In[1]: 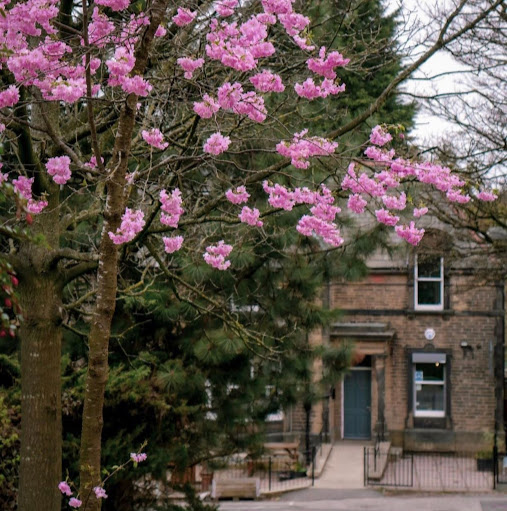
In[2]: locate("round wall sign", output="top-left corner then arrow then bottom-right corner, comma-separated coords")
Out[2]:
424,328 -> 436,341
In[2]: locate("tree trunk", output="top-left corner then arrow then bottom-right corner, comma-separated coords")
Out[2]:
18,211 -> 63,511
78,3 -> 168,509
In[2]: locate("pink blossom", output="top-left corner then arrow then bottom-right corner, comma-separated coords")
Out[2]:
46,156 -> 72,185
250,71 -> 285,93
292,34 -> 315,51
108,208 -> 145,244
395,222 -> 425,245
95,0 -> 129,11
0,124 -> 5,133
369,125 -> 392,147
160,189 -> 184,227
58,481 -> 72,496
27,199 -> 48,214
239,206 -> 263,227
0,171 -> 8,184
142,129 -> 168,150
215,0 -> 238,16
85,155 -> 104,170
163,236 -> 184,254
204,132 -> 231,155
203,240 -> 233,270
347,194 -> 367,214
119,75 -> 152,96
278,12 -> 310,37
307,46 -> 349,80
446,190 -> 470,203
0,86 -> 20,109
477,190 -> 498,201
261,0 -> 294,15
88,8 -> 115,47
69,498 -> 82,508
13,176 -> 34,200
413,207 -> 428,217
193,94 -> 221,119
172,8 -> 197,26
276,130 -> 338,168
226,186 -> 250,204
233,91 -> 266,122
93,487 -> 108,499
297,216 -> 343,247
177,57 -> 205,79
130,452 -> 147,463
217,82 -> 243,110
382,192 -> 406,210
155,25 -> 167,37
375,209 -> 399,226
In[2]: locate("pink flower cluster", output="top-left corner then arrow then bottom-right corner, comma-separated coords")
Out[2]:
205,15 -> 275,72
93,486 -> 108,499
370,125 -> 393,146
46,156 -> 72,185
194,94 -> 221,119
160,188 -> 184,227
177,57 -> 205,79
250,70 -> 285,93
215,0 -> 239,17
163,236 -> 184,254
142,128 -> 168,150
108,208 -> 145,244
0,86 -> 20,109
58,481 -> 81,508
395,222 -> 425,246
215,82 -> 267,122
276,129 -> 338,169
106,47 -> 152,97
12,175 -> 48,214
204,132 -> 231,155
294,78 -> 345,100
307,46 -> 350,79
203,240 -> 233,270
95,0 -> 129,11
263,182 -> 343,246
130,452 -> 147,463
226,186 -> 250,204
172,8 -> 197,27
239,206 -> 263,227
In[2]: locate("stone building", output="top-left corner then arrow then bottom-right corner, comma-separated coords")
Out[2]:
281,227 -> 505,453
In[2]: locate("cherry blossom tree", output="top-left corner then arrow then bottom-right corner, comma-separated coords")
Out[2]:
0,0 -> 501,510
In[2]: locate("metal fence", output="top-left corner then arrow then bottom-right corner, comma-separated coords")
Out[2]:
364,447 -> 494,490
494,450 -> 507,485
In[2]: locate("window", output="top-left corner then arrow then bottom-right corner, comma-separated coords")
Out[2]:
414,256 -> 444,310
412,353 -> 446,418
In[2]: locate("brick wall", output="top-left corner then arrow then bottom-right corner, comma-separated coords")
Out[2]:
327,269 -> 503,452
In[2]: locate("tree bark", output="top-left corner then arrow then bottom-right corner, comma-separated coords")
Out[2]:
18,207 -> 63,511
78,2 -> 169,509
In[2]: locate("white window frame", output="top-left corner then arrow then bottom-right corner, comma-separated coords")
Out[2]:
413,355 -> 446,418
414,255 -> 444,311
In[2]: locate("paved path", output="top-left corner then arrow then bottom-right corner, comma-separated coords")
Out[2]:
219,493 -> 507,511
313,442 -> 366,489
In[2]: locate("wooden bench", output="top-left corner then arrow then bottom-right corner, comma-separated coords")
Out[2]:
263,441 -> 300,462
211,478 -> 260,500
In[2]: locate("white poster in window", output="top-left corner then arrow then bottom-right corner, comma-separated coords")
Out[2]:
416,384 -> 422,391
415,371 -> 423,382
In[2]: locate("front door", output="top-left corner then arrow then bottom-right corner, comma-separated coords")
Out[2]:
344,369 -> 371,439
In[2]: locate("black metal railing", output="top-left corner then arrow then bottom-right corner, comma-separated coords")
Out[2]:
364,447 -> 495,490
494,449 -> 507,486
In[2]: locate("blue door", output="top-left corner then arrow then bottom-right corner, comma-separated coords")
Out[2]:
344,370 -> 371,439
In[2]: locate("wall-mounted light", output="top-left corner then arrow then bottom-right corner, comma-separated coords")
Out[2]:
460,341 -> 474,358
